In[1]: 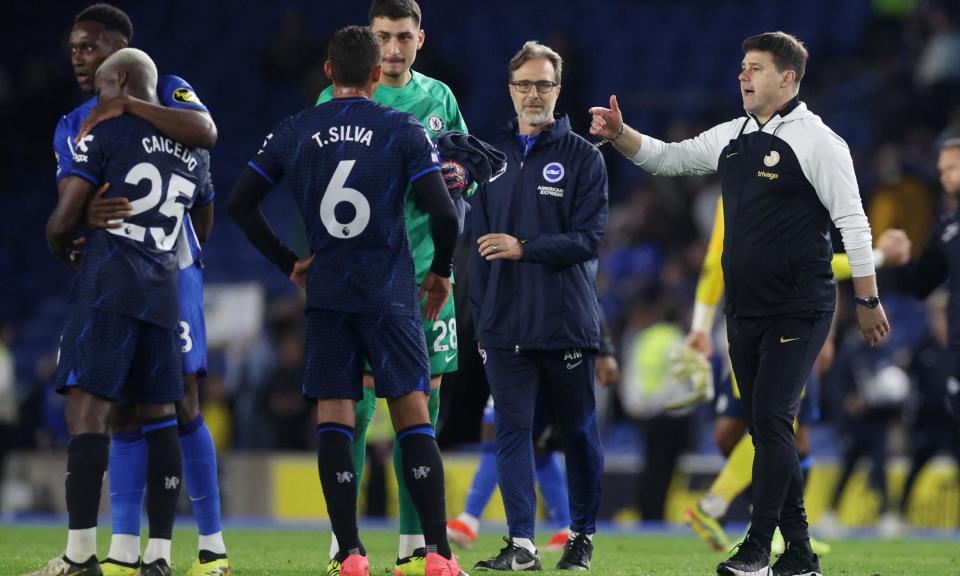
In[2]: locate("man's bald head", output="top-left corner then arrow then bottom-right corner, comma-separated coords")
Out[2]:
94,47 -> 158,103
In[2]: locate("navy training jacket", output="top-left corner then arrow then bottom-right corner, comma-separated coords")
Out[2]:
470,115 -> 608,351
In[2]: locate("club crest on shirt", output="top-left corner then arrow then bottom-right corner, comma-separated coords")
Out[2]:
543,162 -> 564,183
172,87 -> 201,105
763,150 -> 780,167
427,114 -> 444,132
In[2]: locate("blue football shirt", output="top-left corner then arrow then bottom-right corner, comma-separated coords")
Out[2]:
67,115 -> 213,329
53,75 -> 213,270
249,97 -> 441,316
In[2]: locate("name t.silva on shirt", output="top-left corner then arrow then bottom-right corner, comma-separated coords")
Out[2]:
312,125 -> 374,148
141,134 -> 198,171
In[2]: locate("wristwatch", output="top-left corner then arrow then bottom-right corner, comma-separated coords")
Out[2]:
853,295 -> 880,309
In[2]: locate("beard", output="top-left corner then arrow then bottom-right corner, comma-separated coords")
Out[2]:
518,108 -> 552,126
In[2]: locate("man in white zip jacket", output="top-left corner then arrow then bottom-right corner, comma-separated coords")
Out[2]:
590,31 -> 889,576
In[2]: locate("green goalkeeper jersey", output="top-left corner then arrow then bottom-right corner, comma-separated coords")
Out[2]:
316,70 -> 468,284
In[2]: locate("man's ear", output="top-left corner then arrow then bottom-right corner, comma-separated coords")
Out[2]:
117,71 -> 128,90
324,60 -> 333,81
782,69 -> 796,89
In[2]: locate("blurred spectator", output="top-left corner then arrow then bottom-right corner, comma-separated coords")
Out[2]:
868,144 -> 934,256
914,2 -> 960,127
618,298 -> 694,522
261,8 -> 325,99
263,329 -> 310,450
820,336 -> 910,537
914,3 -> 960,89
896,291 -> 960,527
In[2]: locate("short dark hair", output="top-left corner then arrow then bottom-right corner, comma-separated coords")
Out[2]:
369,0 -> 421,27
75,3 -> 133,41
327,26 -> 381,88
742,31 -> 808,83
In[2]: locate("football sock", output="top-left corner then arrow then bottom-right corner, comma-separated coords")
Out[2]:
396,387 -> 440,538
398,424 -> 451,559
512,537 -> 536,554
143,416 -> 182,549
179,415 -> 226,554
107,431 -> 146,562
66,433 -> 109,563
318,423 -> 361,555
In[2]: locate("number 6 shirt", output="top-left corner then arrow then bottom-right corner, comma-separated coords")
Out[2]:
247,98 -> 440,317
68,115 -> 211,330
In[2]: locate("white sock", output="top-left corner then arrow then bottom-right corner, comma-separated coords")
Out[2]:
569,531 -> 593,541
66,527 -> 97,564
399,534 -> 426,558
511,537 -> 537,554
700,492 -> 730,519
107,533 -> 140,564
143,538 -> 172,565
329,533 -> 339,560
457,513 -> 480,534
199,532 -> 227,555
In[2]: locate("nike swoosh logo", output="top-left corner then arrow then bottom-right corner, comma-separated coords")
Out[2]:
726,152 -> 739,158
190,495 -> 208,502
511,557 -> 537,570
444,352 -> 457,362
779,336 -> 800,343
489,167 -> 507,182
566,360 -> 584,370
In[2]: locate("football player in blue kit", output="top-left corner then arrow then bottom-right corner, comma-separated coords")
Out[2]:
227,26 -> 464,576
29,48 -> 211,576
52,5 -> 229,575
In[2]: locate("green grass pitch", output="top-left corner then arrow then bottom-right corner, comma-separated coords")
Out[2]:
2,525 -> 958,575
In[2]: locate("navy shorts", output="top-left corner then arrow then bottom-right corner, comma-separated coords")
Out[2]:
56,306 -> 183,404
178,264 -> 207,377
715,373 -> 820,425
303,309 -> 430,401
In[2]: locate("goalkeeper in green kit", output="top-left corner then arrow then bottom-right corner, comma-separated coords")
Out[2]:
316,2 -> 470,575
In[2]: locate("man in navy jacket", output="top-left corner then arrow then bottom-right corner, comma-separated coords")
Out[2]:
470,41 -> 608,572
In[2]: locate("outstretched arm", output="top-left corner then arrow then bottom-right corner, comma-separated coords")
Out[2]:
77,95 -> 217,149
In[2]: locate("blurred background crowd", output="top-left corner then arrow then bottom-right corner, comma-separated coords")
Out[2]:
2,0 -> 959,530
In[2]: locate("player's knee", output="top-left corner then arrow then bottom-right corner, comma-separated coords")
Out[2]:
713,418 -> 746,456
136,402 -> 177,422
715,431 -> 739,457
387,392 -> 430,430
317,398 -> 358,427
65,390 -> 111,435
109,403 -> 141,433
176,373 -> 202,425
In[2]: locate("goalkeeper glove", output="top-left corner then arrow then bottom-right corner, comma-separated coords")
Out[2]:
664,343 -> 715,410
441,160 -> 471,198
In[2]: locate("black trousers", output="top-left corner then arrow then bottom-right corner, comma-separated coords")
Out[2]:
727,311 -> 832,545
